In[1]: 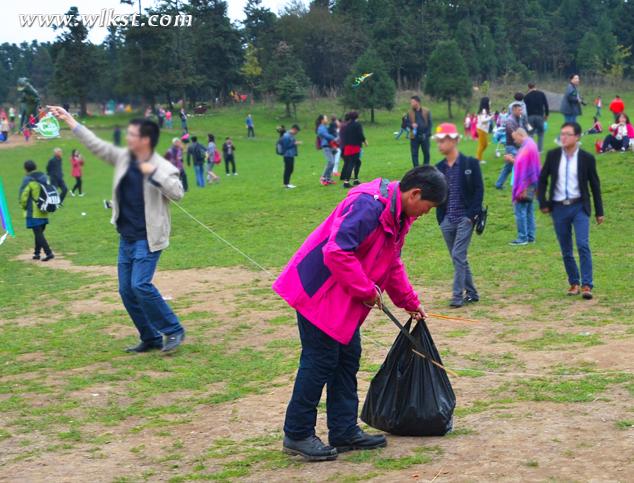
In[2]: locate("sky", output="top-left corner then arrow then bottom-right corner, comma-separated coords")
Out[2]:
0,0 -> 293,45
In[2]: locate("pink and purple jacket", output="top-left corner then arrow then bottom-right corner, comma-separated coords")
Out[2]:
273,178 -> 421,345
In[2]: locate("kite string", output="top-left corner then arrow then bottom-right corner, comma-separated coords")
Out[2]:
171,200 -> 276,279
172,200 -> 634,380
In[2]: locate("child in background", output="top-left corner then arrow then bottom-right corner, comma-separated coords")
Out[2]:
585,117 -> 603,135
23,126 -> 31,142
165,110 -> 173,129
463,114 -> 471,139
113,125 -> 122,146
70,149 -> 85,197
19,160 -> 54,261
222,137 -> 237,176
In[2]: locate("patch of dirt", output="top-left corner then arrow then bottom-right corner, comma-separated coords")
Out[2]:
3,252 -> 634,482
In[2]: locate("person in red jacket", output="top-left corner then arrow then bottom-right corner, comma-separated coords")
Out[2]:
608,95 -> 625,120
70,149 -> 85,197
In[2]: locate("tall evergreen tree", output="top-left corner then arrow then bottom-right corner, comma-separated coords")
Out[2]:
424,40 -> 471,118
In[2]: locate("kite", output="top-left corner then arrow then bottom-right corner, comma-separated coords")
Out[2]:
0,178 -> 15,245
34,113 -> 61,138
352,72 -> 374,88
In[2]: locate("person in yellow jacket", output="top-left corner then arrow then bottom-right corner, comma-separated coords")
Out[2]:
19,160 -> 54,261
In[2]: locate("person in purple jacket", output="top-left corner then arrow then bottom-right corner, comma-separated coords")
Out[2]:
273,166 -> 448,462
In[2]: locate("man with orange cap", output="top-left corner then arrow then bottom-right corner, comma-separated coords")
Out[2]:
433,123 -> 485,308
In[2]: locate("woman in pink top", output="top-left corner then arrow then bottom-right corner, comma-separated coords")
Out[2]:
70,149 -> 85,197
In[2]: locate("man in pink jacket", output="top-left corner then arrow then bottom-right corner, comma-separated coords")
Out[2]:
273,166 -> 448,461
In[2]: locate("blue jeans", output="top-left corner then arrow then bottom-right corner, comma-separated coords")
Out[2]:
395,127 -> 410,139
284,312 -> 361,442
551,202 -> 593,288
514,200 -> 536,242
495,146 -> 516,189
118,238 -> 183,343
564,114 -> 577,123
194,164 -> 205,187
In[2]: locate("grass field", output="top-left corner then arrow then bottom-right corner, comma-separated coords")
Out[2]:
1,89 -> 633,481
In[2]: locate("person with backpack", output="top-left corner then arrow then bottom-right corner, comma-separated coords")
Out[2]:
48,105 -> 186,353
316,115 -> 337,186
206,134 -> 221,184
19,160 -> 55,261
222,137 -> 237,176
69,149 -> 85,197
273,166 -> 447,461
187,136 -> 207,188
277,124 -> 301,189
47,147 -> 68,205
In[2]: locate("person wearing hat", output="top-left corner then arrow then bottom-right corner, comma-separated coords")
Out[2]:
434,123 -> 484,308
279,124 -> 301,189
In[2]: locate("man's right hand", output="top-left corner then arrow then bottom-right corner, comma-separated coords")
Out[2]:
363,288 -> 383,309
47,105 -> 78,130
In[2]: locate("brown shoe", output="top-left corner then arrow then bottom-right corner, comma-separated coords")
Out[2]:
581,285 -> 593,300
567,284 -> 580,296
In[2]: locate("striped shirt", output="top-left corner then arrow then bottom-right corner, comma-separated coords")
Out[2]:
446,162 -> 466,223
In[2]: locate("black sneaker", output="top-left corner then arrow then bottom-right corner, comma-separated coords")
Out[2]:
343,182 -> 352,189
283,435 -> 338,461
449,301 -> 464,308
41,253 -> 55,262
162,330 -> 185,353
464,295 -> 479,304
32,254 -> 41,260
125,340 -> 163,353
353,179 -> 361,186
330,428 -> 387,453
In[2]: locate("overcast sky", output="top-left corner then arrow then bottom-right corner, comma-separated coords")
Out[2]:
0,0 -> 294,45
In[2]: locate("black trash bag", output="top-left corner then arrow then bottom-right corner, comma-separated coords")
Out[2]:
361,318 -> 456,436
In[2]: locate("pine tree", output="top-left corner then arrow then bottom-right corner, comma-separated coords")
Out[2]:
342,48 -> 395,123
263,41 -> 308,117
424,40 -> 471,119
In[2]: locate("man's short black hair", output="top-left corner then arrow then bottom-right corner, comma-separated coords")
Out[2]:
528,82 -> 536,89
24,160 -> 36,172
400,165 -> 448,205
191,136 -> 198,143
411,95 -> 421,103
569,73 -> 578,80
129,118 -> 160,149
291,124 -> 301,131
561,121 -> 582,136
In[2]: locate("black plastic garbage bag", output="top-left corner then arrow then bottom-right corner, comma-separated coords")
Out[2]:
361,318 -> 456,436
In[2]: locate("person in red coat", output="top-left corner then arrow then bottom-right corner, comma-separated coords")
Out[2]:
608,95 -> 625,120
70,149 -> 85,197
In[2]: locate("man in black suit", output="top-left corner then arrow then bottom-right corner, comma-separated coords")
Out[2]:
538,122 -> 604,300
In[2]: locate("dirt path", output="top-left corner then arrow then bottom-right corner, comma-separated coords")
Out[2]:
1,254 -> 633,482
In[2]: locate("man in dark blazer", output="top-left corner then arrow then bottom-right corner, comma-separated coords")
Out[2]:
434,123 -> 484,308
538,121 -> 604,300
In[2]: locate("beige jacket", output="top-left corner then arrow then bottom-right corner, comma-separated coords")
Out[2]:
73,124 -> 184,252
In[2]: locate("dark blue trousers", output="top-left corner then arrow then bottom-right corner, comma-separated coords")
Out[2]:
551,202 -> 593,288
284,312 -> 361,442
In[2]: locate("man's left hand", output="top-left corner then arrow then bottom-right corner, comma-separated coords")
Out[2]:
596,215 -> 605,225
139,162 -> 156,176
409,304 -> 427,320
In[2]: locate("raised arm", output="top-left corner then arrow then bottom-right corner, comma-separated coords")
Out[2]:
47,106 -> 124,166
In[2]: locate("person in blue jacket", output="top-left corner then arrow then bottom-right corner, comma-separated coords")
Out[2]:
316,115 -> 337,186
279,124 -> 301,189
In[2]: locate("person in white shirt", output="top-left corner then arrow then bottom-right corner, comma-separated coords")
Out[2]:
475,97 -> 493,163
538,121 -> 604,300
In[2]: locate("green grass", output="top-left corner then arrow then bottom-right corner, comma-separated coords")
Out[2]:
1,89 -> 633,480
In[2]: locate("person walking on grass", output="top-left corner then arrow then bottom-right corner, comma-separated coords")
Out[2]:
278,124 -> 301,189
166,138 -> 188,192
508,128 -> 541,246
560,74 -> 583,124
246,113 -> 255,137
340,111 -> 367,189
187,136 -> 208,188
434,123 -> 484,308
475,97 -> 492,164
524,82 -> 549,152
47,147 -> 68,205
394,113 -> 410,140
206,134 -> 221,184
48,105 -> 186,353
316,114 -> 337,186
19,160 -> 54,262
594,96 -> 602,118
329,116 -> 342,176
70,149 -> 85,197
274,165 -> 447,462
495,102 -> 527,190
409,95 -> 432,166
538,122 -> 604,300
222,137 -> 237,176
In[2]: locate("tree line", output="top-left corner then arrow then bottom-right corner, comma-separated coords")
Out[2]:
0,0 -> 632,117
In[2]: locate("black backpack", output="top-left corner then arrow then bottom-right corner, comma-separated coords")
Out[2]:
31,177 -> 60,213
